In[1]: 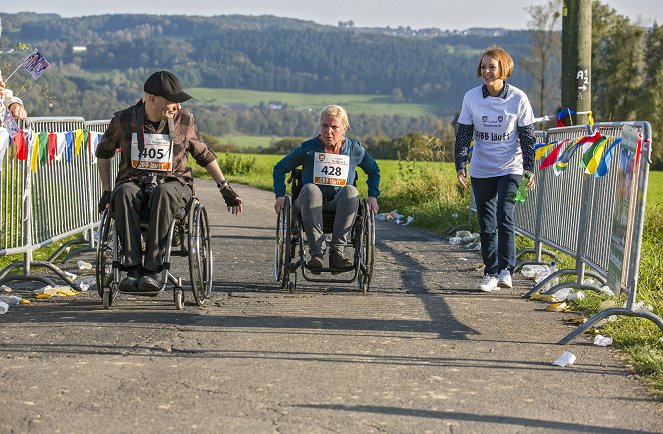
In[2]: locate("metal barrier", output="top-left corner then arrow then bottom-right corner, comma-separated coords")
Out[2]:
559,122 -> 663,343
0,117 -> 103,290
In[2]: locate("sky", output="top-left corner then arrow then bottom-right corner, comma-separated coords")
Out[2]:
1,0 -> 662,30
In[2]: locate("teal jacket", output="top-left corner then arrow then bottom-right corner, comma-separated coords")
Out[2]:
273,136 -> 380,200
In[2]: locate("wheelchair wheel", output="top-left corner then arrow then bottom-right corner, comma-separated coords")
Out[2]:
275,196 -> 292,289
358,202 -> 375,292
95,209 -> 114,298
188,202 -> 213,307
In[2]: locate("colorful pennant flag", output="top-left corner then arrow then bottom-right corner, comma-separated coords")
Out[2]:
581,136 -> 609,175
30,132 -> 39,173
55,132 -> 67,161
74,129 -> 84,155
595,138 -> 621,177
14,130 -> 27,160
535,142 -> 554,161
38,132 -> 48,166
48,133 -> 57,163
65,131 -> 73,162
539,139 -> 568,170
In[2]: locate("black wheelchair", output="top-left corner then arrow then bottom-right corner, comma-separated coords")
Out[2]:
275,169 -> 376,294
95,197 -> 212,310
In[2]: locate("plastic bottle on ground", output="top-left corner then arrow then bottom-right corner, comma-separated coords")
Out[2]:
0,301 -> 8,314
0,295 -> 22,305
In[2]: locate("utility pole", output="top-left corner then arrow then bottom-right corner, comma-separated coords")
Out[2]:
561,0 -> 592,125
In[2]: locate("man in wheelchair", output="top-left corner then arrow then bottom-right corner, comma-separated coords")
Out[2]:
95,71 -> 242,293
273,105 -> 380,272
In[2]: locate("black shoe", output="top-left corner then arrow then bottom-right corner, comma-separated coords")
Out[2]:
138,270 -> 162,292
118,266 -> 142,292
307,255 -> 323,274
330,251 -> 353,270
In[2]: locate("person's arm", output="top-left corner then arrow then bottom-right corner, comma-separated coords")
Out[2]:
517,124 -> 537,189
454,123 -> 474,189
204,159 -> 243,215
358,151 -> 380,214
1,81 -> 27,120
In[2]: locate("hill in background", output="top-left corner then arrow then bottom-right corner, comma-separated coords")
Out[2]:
0,13 -> 532,139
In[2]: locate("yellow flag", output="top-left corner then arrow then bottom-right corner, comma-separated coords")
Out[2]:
30,133 -> 40,173
74,129 -> 84,155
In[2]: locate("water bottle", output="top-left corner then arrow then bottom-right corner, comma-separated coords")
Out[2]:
515,172 -> 531,203
0,301 -> 8,314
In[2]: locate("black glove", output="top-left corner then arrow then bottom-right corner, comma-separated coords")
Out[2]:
98,190 -> 111,214
218,181 -> 241,207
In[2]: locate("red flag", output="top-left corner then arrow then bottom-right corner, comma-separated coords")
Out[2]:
538,139 -> 568,170
13,130 -> 27,160
48,133 -> 57,163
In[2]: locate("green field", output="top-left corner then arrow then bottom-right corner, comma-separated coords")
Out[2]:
648,171 -> 663,205
188,87 -> 439,117
217,135 -> 280,149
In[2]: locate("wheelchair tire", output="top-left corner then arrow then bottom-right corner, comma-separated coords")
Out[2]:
275,196 -> 292,289
95,210 -> 114,298
188,202 -> 212,307
102,289 -> 112,309
358,202 -> 375,290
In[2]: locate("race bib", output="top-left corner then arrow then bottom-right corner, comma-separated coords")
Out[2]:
131,133 -> 173,171
313,152 -> 350,186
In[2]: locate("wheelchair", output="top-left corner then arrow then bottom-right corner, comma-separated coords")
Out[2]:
275,169 -> 376,294
95,196 -> 213,310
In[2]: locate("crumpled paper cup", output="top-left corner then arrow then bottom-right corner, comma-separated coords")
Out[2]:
552,351 -> 576,367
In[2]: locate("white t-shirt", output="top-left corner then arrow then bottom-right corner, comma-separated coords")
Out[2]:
458,84 -> 535,178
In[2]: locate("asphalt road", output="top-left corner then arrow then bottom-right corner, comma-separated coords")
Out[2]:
0,179 -> 661,433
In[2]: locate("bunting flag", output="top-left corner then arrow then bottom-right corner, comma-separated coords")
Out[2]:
0,129 -> 10,171
48,133 -> 57,163
38,132 -> 48,166
65,131 -> 74,162
13,130 -> 27,160
74,129 -> 84,155
581,136 -> 609,175
553,131 -> 603,174
30,132 -> 40,173
89,132 -> 101,163
55,132 -> 67,161
538,139 -> 568,170
595,138 -> 621,177
535,142 -> 554,161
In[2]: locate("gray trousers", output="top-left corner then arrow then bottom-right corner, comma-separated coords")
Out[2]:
293,184 -> 360,257
111,180 -> 192,272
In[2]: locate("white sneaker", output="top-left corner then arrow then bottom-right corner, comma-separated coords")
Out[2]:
497,269 -> 512,288
479,275 -> 499,292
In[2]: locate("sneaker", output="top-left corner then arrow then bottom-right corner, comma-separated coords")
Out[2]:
118,266 -> 142,292
138,270 -> 162,292
307,255 -> 324,274
479,275 -> 499,292
330,251 -> 353,270
497,269 -> 513,288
